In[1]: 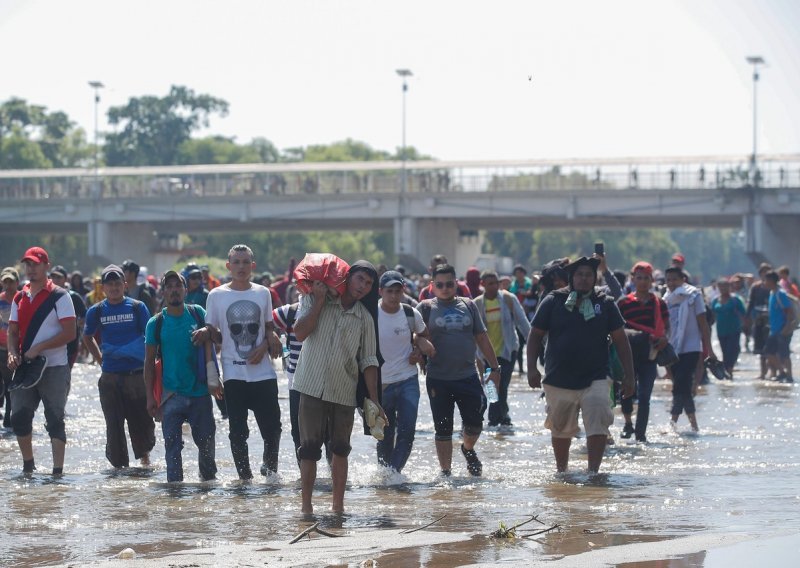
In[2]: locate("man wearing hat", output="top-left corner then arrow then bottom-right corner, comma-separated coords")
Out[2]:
185,266 -> 209,309
1,267 -> 20,427
49,265 -> 87,369
375,270 -> 433,473
83,265 -> 155,468
527,256 -> 634,473
7,247 -> 76,475
144,270 -> 218,482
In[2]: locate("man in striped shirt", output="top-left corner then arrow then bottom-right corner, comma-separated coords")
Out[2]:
292,263 -> 386,515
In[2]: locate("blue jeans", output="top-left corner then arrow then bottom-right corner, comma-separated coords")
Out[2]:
620,360 -> 658,439
377,375 -> 420,472
161,394 -> 217,482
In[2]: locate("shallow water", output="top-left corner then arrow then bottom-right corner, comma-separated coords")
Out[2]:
1,338 -> 799,567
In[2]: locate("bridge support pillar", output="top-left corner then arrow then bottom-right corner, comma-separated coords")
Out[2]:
88,221 -> 161,271
395,218 -> 483,275
744,214 -> 800,275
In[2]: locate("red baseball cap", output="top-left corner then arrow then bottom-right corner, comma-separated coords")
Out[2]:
631,261 -> 654,276
671,253 -> 685,264
21,246 -> 49,264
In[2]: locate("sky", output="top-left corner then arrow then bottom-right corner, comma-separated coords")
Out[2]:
2,0 -> 799,161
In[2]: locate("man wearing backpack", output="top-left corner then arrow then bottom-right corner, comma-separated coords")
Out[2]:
418,264 -> 500,477
376,270 -> 434,473
474,270 -> 531,428
6,247 -> 76,476
144,270 -> 218,482
763,270 -> 796,383
83,265 -> 155,468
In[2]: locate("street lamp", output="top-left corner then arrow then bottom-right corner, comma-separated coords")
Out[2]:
745,56 -> 764,186
88,81 -> 104,181
396,69 -> 412,193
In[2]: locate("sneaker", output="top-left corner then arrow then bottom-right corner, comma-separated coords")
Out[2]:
635,434 -> 648,443
461,444 -> 482,476
621,423 -> 634,439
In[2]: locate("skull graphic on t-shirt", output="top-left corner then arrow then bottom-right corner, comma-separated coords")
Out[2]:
226,300 -> 261,359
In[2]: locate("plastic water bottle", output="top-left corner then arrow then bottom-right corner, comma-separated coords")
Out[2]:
484,368 -> 499,404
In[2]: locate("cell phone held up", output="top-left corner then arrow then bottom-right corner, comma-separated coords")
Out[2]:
594,242 -> 604,256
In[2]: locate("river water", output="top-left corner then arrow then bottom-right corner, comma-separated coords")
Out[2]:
1,337 -> 798,567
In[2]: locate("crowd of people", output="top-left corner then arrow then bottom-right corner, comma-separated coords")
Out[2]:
0,244 -> 796,514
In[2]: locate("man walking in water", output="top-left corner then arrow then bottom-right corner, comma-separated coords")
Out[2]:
205,244 -> 283,479
527,256 -> 634,473
7,247 -> 76,476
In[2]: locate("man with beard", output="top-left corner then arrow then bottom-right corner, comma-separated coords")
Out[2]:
527,256 -> 634,473
292,261 -> 385,514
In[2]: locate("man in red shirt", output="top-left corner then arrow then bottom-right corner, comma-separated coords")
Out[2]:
7,247 -> 76,476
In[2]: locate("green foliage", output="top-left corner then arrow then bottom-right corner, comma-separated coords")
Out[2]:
0,234 -> 98,275
483,228 -> 747,282
177,136 -> 269,165
303,138 -> 391,162
0,98 -> 91,169
104,85 -> 229,167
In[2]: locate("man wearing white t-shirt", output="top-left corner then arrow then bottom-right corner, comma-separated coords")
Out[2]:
7,247 -> 76,476
205,244 -> 283,479
376,271 -> 435,473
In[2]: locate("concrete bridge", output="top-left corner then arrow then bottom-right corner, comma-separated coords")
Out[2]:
1,154 -> 798,276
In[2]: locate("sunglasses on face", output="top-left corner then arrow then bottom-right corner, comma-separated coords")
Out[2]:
230,323 -> 259,336
435,281 -> 456,289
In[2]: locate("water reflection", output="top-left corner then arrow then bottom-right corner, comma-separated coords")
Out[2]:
0,344 -> 799,566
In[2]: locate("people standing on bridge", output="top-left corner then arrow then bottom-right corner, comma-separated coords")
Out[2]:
205,244 -> 283,480
746,263 -> 773,380
527,256 -> 634,473
6,246 -> 76,476
711,278 -> 746,380
418,255 -> 472,301
122,260 -> 157,316
83,265 -> 155,468
144,270 -> 218,483
375,270 -> 433,473
474,270 -> 530,428
763,270 -> 795,383
292,262 -> 384,514
664,266 -> 718,432
418,263 -> 500,477
617,262 -> 670,443
48,265 -> 87,370
0,267 -> 20,428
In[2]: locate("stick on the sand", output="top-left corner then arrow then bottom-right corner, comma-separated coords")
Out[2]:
314,526 -> 344,538
289,522 -> 320,544
401,513 -> 448,534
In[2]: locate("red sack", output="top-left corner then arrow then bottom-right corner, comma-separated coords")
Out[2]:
293,253 -> 350,297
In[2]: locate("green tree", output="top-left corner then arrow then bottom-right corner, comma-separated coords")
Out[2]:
104,85 -> 229,167
0,98 -> 91,169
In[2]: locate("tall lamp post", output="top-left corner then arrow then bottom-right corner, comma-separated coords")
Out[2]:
395,68 -> 412,256
88,81 -> 104,183
746,56 -> 764,186
88,81 -> 104,257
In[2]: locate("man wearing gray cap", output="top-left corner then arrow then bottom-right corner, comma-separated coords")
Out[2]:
83,265 -> 155,468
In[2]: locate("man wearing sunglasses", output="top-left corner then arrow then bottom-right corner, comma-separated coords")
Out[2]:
205,244 -> 283,480
418,264 -> 500,477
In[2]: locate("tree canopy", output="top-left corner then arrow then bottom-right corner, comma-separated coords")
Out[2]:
104,85 -> 229,166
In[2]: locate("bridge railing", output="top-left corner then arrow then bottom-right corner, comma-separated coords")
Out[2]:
0,155 -> 798,201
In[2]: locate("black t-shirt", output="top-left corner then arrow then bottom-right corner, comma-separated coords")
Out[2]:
531,290 -> 625,390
